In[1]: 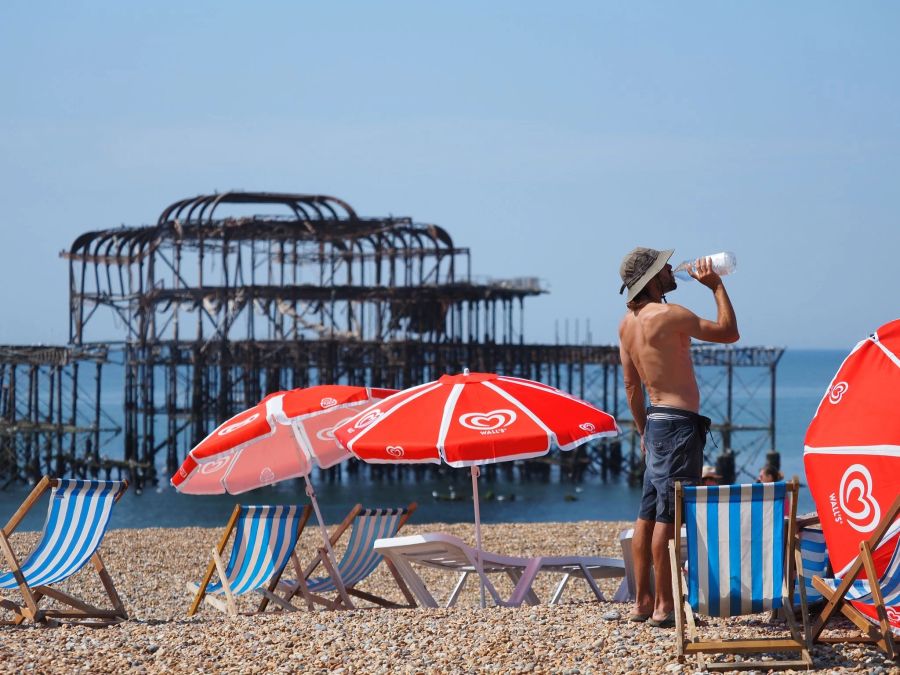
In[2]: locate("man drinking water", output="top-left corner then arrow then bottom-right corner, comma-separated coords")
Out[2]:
617,247 -> 739,626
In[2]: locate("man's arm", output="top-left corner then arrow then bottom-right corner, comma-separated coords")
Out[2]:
671,257 -> 739,344
619,341 -> 647,437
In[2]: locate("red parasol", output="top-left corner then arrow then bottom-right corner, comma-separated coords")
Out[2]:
336,371 -> 618,466
172,385 -> 397,494
804,319 -> 900,630
335,370 -> 619,605
171,385 -> 397,568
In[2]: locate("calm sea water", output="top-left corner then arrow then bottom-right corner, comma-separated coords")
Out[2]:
0,349 -> 845,530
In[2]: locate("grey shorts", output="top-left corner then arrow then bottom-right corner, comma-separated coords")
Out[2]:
638,406 -> 709,524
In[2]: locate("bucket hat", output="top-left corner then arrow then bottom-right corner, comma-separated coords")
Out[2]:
618,247 -> 674,302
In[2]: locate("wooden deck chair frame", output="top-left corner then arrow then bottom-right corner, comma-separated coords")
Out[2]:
274,502 -> 418,611
187,503 -> 312,617
810,493 -> 900,660
0,476 -> 129,626
669,479 -> 812,671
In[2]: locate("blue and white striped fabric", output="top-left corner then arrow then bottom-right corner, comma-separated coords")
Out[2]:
307,508 -> 406,593
207,505 -> 303,596
684,481 -> 787,617
794,526 -> 828,606
0,479 -> 125,589
817,537 -> 900,635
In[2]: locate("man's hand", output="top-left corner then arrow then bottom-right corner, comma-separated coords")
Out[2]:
688,256 -> 722,290
640,434 -> 646,458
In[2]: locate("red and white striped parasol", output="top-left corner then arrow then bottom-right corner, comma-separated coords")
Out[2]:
335,370 -> 619,605
172,385 -> 397,494
804,318 -> 900,631
336,371 -> 618,466
171,384 -> 397,567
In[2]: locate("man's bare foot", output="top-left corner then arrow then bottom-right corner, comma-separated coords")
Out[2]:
647,611 -> 675,628
628,600 -> 653,621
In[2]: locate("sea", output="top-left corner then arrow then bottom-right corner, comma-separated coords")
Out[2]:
0,349 -> 845,531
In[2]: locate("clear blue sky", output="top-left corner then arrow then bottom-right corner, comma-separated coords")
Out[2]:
1,2 -> 897,349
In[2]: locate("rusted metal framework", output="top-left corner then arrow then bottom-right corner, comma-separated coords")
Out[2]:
66,192 -> 540,346
62,192 -> 550,483
0,345 -> 124,485
0,191 -> 783,487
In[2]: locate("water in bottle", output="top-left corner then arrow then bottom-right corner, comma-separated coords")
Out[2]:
673,251 -> 737,281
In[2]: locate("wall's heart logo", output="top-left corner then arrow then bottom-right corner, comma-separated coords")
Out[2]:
218,412 -> 260,436
579,422 -> 596,433
320,397 -> 338,409
839,464 -> 881,533
259,467 -> 276,484
386,445 -> 404,457
458,409 -> 516,431
828,381 -> 849,405
316,416 -> 356,442
200,457 -> 230,475
354,409 -> 383,430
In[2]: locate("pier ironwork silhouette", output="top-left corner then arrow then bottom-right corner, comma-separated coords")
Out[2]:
0,192 -> 783,486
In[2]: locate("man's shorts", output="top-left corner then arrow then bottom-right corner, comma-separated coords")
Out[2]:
638,405 -> 710,524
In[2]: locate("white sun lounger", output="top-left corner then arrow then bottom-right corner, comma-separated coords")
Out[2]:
373,532 -> 626,608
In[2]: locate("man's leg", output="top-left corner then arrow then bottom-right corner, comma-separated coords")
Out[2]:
631,517 -> 655,617
651,521 -> 675,620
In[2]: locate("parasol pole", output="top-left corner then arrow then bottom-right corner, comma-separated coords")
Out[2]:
288,418 -> 340,567
471,464 -> 487,608
303,475 -> 340,569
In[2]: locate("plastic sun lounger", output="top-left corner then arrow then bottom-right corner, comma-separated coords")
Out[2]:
373,532 -> 626,608
0,476 -> 129,626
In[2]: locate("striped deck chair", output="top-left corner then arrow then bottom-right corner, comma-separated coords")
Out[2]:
187,504 -> 312,616
0,476 -> 129,626
276,503 -> 417,611
794,522 -> 829,609
669,480 -> 812,671
810,494 -> 900,660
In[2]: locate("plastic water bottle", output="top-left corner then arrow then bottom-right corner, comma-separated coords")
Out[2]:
673,251 -> 737,281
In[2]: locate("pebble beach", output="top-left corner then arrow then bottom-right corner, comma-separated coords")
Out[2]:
0,520 -> 895,674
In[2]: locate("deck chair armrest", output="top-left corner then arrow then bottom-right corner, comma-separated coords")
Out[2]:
795,513 -> 820,530
302,504 -> 364,580
0,528 -> 27,585
112,480 -> 130,503
188,504 -> 242,616
2,477 -> 52,536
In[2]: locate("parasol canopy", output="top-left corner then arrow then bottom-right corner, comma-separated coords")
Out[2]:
335,370 -> 619,606
171,384 -> 398,586
804,319 -> 900,630
336,371 -> 619,466
172,385 -> 397,494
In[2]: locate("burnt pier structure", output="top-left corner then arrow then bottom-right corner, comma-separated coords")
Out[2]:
0,192 -> 782,486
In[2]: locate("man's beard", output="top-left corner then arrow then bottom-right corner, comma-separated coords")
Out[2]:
663,277 -> 677,294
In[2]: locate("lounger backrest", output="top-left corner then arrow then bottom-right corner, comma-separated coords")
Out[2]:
794,526 -> 828,605
0,479 -> 126,589
211,505 -> 303,596
308,507 -> 406,591
684,481 -> 787,617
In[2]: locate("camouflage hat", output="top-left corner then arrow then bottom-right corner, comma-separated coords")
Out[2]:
618,247 -> 674,302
